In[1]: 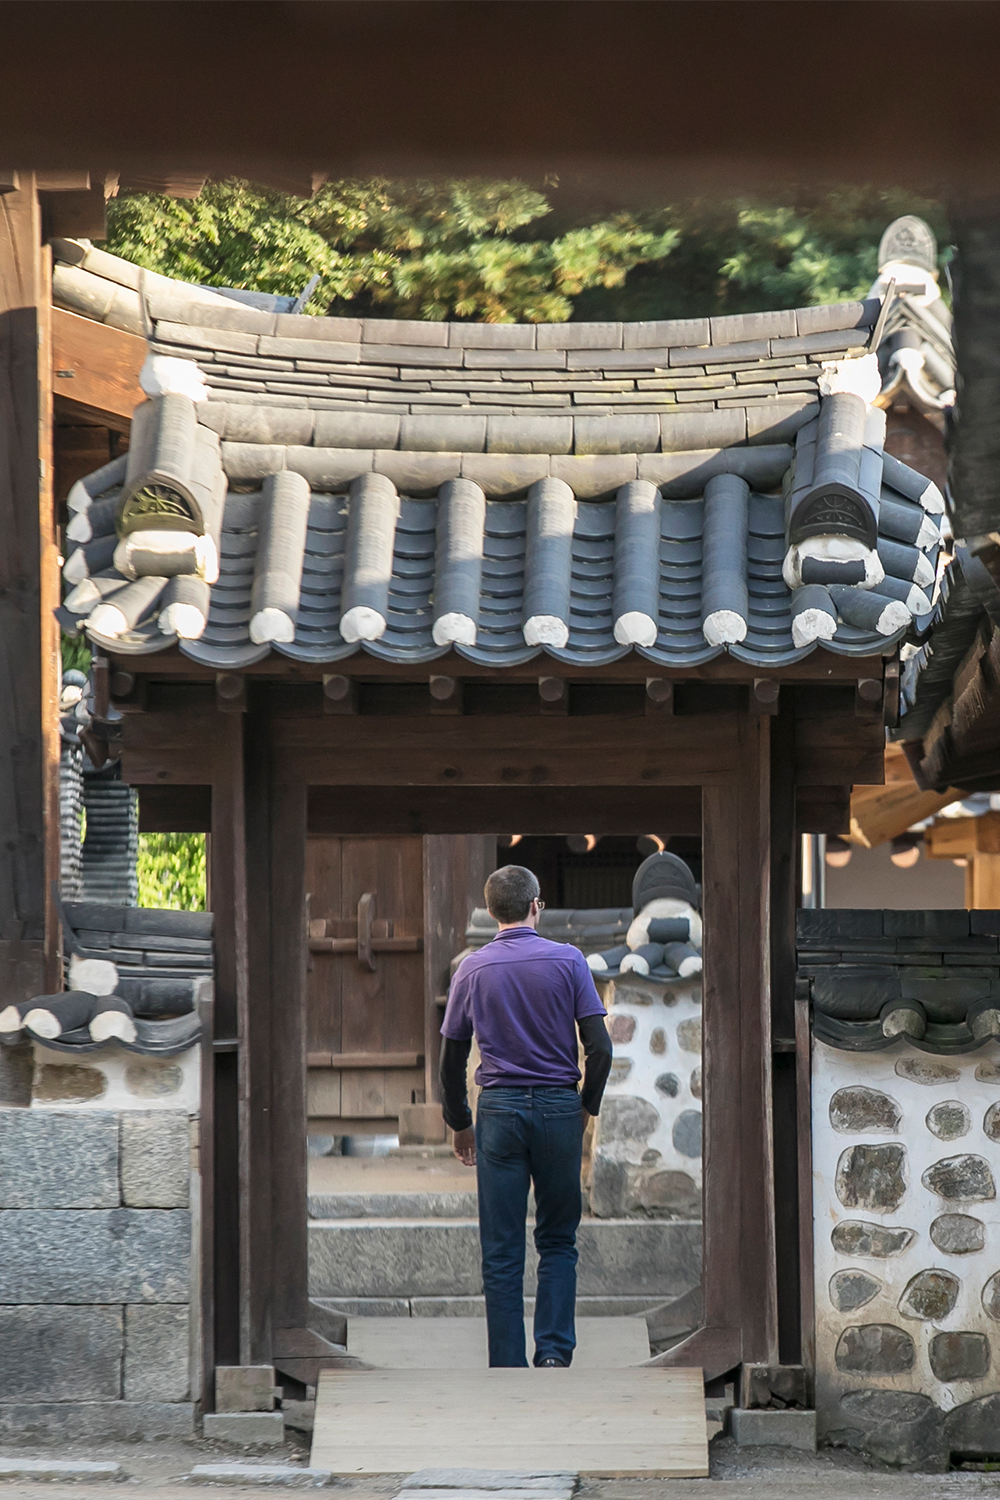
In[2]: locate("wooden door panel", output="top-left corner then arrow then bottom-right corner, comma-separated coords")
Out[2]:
307,834 -> 426,1122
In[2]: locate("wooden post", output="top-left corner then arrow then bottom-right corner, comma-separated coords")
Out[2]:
769,698 -> 801,1365
422,836 -> 494,1104
208,714 -> 248,1381
0,173 -> 59,999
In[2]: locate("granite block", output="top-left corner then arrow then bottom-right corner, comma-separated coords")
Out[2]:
216,1364 -> 276,1413
121,1112 -> 190,1207
0,1108 -> 118,1208
731,1408 -> 816,1451
188,1465 -> 332,1487
0,1208 -> 191,1302
0,1402 -> 194,1440
0,1305 -> 123,1400
203,1411 -> 285,1445
124,1304 -> 189,1401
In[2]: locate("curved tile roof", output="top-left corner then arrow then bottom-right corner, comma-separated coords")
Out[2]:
55,242 -> 944,672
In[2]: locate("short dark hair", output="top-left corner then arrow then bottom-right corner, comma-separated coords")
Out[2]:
485,865 -> 541,924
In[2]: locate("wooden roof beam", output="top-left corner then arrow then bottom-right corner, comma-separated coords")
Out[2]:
52,306 -> 143,433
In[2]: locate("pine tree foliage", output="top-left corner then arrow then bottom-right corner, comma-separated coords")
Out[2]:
106,178 -> 947,326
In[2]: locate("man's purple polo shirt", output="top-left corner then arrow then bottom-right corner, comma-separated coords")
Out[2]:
441,926 -> 607,1089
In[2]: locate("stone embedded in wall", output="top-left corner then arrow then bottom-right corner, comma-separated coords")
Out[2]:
830,1086 -> 902,1134
983,1102 -> 1000,1141
829,1269 -> 881,1312
930,1214 -> 985,1255
655,1073 -> 679,1098
676,1018 -> 701,1053
835,1323 -> 915,1375
922,1154 -> 996,1203
672,1110 -> 702,1159
121,1113 -> 191,1208
124,1305 -> 190,1401
0,1110 -> 118,1209
895,1058 -> 961,1086
124,1060 -> 183,1097
836,1389 -> 946,1473
34,1063 -> 106,1103
929,1331 -> 990,1382
945,1393 -> 1000,1457
599,1095 -> 660,1145
975,1062 -> 1000,1083
690,1067 -> 702,1100
608,1014 -> 636,1044
0,1306 -> 123,1401
898,1268 -> 960,1321
609,1059 -> 633,1084
836,1144 -> 907,1212
611,984 -> 655,1007
831,1220 -> 915,1257
649,1027 -> 666,1054
633,1168 -> 700,1218
926,1101 -> 971,1141
589,1152 -> 699,1219
980,1269 -> 1000,1320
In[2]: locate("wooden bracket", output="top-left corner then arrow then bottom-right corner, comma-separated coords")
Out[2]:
429,675 -> 463,714
322,674 -> 358,714
751,678 -> 779,714
538,676 -> 568,714
645,677 -> 674,714
215,673 -> 246,713
855,677 -> 883,716
883,659 -> 900,727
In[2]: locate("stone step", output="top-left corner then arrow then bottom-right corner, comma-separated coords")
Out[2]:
311,1294 -> 667,1318
308,1217 -> 701,1301
309,1190 -> 480,1220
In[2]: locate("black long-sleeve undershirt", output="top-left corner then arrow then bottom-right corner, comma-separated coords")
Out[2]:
439,1014 -> 614,1133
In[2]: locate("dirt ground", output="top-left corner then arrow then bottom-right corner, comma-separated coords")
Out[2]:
0,1431 -> 997,1500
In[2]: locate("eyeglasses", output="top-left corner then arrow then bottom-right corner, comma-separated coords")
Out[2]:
534,899 -> 545,911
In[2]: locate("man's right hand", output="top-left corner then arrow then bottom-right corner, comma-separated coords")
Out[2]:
452,1125 -> 476,1167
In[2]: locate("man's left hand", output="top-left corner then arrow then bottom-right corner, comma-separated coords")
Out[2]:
452,1126 -> 476,1166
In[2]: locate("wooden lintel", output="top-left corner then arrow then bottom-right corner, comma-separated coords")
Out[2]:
51,306 -> 143,432
106,644 -> 890,686
927,812 -> 1000,859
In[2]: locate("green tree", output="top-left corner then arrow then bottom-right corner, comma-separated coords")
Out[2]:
136,833 -> 206,911
106,178 -> 947,327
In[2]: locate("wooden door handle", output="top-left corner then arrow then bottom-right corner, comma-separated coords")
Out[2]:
357,892 -> 376,971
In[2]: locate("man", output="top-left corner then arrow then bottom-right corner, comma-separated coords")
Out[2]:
439,864 -> 613,1369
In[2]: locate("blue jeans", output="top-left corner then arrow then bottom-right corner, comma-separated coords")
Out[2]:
475,1084 -> 583,1367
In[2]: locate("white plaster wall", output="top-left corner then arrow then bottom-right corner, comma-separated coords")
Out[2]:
31,1040 -> 200,1112
814,1037 -> 1000,1428
595,974 -> 703,1190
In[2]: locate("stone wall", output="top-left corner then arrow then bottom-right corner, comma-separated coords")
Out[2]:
813,1039 -> 1000,1469
590,974 -> 702,1220
802,909 -> 1000,1470
0,1043 -> 199,1439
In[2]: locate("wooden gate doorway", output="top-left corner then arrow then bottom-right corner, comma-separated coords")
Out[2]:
122,671 -> 876,1404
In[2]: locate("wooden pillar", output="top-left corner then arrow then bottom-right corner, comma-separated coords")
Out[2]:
0,174 -> 59,1000
769,698 -> 802,1364
207,715 -> 248,1386
652,712 -> 777,1378
966,853 -> 1000,909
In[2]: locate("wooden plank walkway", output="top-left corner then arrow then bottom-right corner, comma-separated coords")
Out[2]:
311,1366 -> 709,1476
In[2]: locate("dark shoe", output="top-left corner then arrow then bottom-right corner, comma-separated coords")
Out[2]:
537,1357 -> 568,1367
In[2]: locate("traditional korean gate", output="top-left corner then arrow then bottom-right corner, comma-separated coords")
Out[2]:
305,835 -> 426,1133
